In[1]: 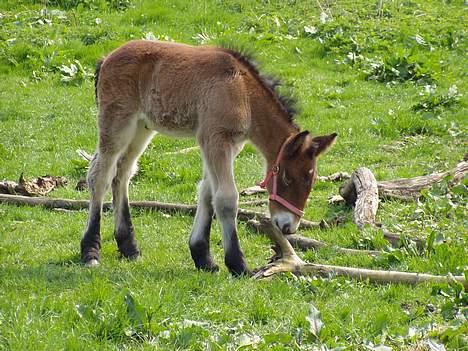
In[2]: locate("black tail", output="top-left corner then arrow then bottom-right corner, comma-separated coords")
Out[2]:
94,59 -> 103,106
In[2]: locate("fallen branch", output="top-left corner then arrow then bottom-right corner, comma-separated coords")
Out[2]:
0,194 -> 320,229
348,167 -> 379,230
240,185 -> 266,196
377,160 -> 467,201
164,146 -> 200,155
2,194 -> 464,287
76,149 -> 93,162
272,262 -> 467,288
247,218 -> 380,256
252,219 -> 467,288
238,199 -> 268,207
239,172 -> 352,197
336,161 -> 468,202
317,171 -> 351,182
340,167 -> 425,249
0,174 -> 67,197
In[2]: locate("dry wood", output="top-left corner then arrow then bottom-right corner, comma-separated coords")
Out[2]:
76,149 -> 93,162
240,172 -> 351,197
0,194 -> 320,229
339,161 -> 468,202
0,175 -> 67,197
377,160 -> 467,201
340,167 -> 425,248
2,194 -> 464,287
256,262 -> 467,288
164,146 -> 200,155
247,218 -> 380,256
317,171 -> 351,182
238,199 -> 268,207
348,168 -> 379,230
240,185 -> 267,196
252,221 -> 467,288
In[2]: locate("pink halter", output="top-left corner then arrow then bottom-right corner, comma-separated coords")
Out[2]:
258,136 -> 305,217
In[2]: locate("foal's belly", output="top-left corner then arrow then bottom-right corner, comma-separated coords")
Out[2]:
141,85 -> 199,137
139,111 -> 197,137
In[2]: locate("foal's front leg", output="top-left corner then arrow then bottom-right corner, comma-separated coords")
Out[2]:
189,176 -> 219,272
202,143 -> 249,276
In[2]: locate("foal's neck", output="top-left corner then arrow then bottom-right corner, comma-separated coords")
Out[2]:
249,101 -> 298,167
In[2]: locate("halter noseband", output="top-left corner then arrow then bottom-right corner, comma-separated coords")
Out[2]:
258,136 -> 305,217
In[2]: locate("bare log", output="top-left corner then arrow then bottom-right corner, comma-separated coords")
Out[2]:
240,172 -> 351,197
238,199 -> 268,207
164,146 -> 200,155
339,161 -> 468,202
289,263 -> 467,288
377,160 -> 467,201
340,168 -> 425,248
351,168 -> 379,230
247,218 -> 380,256
317,171 -> 351,182
0,175 -> 67,197
0,194 -> 320,229
0,194 -> 197,214
240,185 -> 267,196
252,220 -> 466,287
2,194 -> 463,287
76,149 -> 93,162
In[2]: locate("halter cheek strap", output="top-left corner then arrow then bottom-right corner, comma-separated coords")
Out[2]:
258,136 -> 305,217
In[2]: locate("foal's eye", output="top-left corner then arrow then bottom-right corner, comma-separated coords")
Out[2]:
282,171 -> 292,186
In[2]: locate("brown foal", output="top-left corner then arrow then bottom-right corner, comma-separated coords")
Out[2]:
80,40 -> 337,275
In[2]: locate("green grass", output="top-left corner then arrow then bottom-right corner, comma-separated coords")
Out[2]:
0,0 -> 467,350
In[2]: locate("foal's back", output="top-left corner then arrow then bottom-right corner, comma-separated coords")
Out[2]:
97,40 -> 250,137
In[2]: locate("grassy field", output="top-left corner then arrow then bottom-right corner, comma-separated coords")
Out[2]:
0,0 -> 467,350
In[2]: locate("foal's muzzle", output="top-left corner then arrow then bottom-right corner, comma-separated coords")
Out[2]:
272,211 -> 299,235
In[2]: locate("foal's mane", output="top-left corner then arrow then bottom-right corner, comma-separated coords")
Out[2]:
221,48 -> 299,126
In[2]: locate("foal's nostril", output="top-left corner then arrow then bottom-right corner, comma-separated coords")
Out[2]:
281,224 -> 291,235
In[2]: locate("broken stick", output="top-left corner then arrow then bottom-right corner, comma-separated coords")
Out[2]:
247,218 -> 380,256
252,219 -> 467,288
255,261 -> 467,288
339,167 -> 425,249
2,194 -> 465,287
0,194 -> 320,229
377,160 -> 467,200
0,175 -> 67,197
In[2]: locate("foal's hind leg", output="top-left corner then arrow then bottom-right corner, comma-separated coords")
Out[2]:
81,113 -> 137,266
112,120 -> 155,259
189,172 -> 218,272
81,147 -> 123,266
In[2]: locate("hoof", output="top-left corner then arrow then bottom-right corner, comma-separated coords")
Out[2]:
197,261 -> 220,273
84,259 -> 100,267
193,255 -> 219,272
225,253 -> 250,277
81,248 -> 100,266
121,251 -> 140,261
230,268 -> 252,278
117,239 -> 140,260
227,261 -> 251,277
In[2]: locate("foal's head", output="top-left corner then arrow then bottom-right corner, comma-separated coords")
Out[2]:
267,131 -> 337,234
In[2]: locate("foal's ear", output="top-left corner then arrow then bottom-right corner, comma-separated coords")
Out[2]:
307,133 -> 337,158
286,131 -> 310,157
